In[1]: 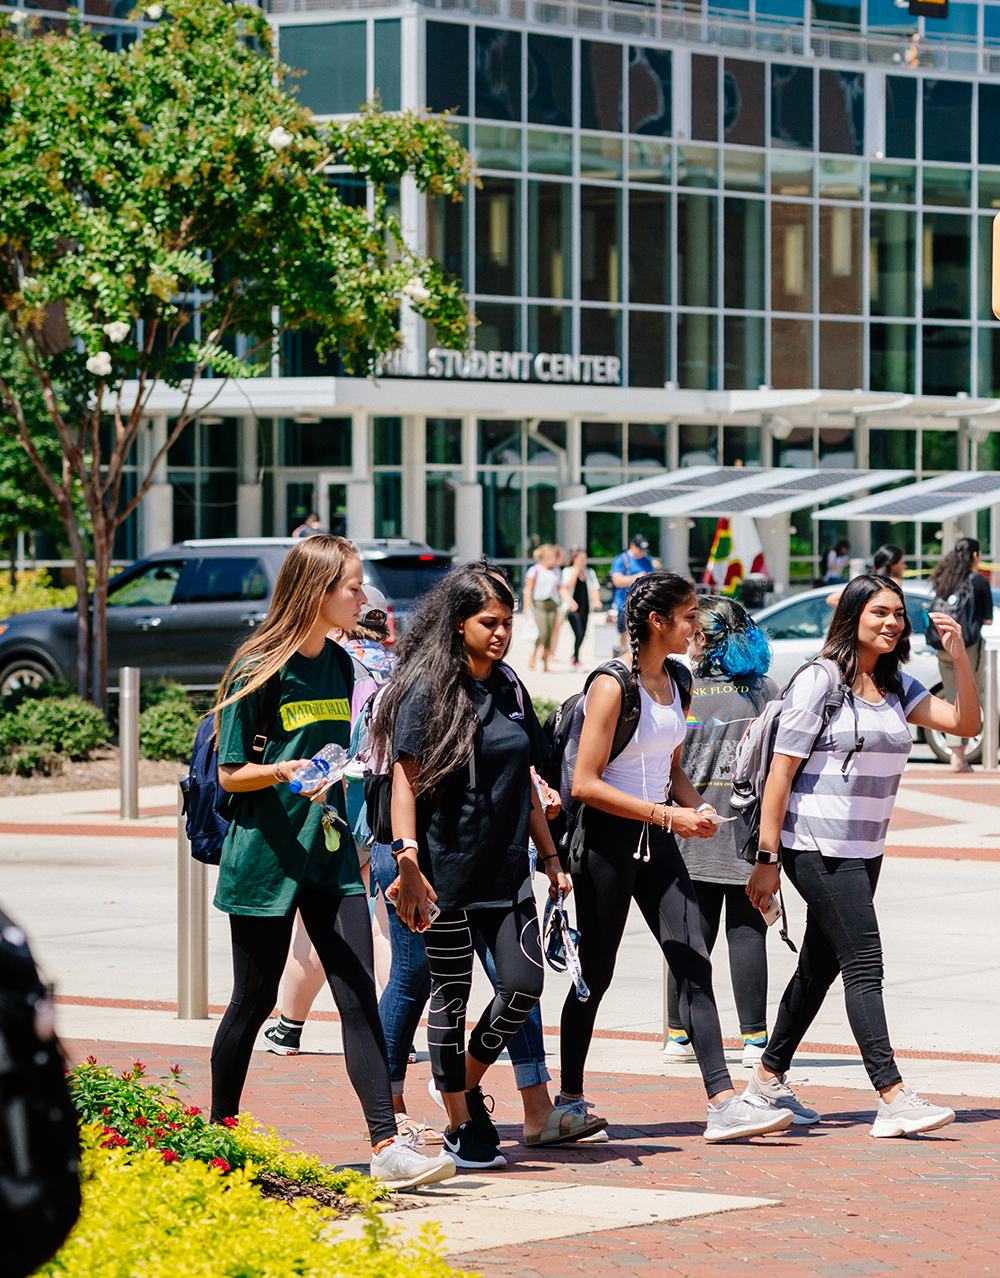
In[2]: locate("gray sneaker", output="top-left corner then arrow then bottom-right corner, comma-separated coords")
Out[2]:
704,1093 -> 794,1143
870,1089 -> 955,1139
744,1067 -> 820,1125
369,1132 -> 456,1189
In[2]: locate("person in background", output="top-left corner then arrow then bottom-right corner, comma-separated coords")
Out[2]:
611,534 -> 654,654
665,597 -> 779,1072
524,544 -> 565,673
549,545 -> 570,658
563,547 -> 603,670
825,543 -> 906,607
928,536 -> 993,772
822,540 -> 850,585
293,512 -> 326,539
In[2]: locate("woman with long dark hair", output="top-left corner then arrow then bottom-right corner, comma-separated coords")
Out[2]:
872,544 -> 905,580
561,572 -> 792,1142
928,536 -> 993,772
210,535 -> 454,1189
371,562 -> 607,1169
563,547 -> 602,669
665,596 -> 780,1071
746,573 -> 980,1137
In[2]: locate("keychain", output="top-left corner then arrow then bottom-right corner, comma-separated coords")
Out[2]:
320,804 -> 349,852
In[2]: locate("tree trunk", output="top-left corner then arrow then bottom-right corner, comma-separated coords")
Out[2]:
64,518 -> 91,702
90,510 -> 111,711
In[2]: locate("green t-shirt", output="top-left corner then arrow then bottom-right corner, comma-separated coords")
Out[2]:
213,640 -> 363,917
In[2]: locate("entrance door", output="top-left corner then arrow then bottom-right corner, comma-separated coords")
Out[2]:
317,473 -> 350,536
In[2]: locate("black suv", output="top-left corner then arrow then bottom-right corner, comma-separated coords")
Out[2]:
0,538 -> 453,694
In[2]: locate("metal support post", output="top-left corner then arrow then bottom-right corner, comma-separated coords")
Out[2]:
983,641 -> 999,772
177,777 -> 209,1019
119,666 -> 140,820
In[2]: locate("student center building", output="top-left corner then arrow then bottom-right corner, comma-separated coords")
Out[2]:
117,0 -> 1000,582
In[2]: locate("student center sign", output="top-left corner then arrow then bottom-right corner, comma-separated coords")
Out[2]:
426,348 -> 623,385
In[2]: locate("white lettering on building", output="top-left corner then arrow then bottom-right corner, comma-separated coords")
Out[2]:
426,349 -> 621,385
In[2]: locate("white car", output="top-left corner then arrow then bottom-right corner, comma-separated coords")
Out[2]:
753,581 -> 999,764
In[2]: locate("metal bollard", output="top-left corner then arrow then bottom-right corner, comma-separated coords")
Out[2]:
119,666 -> 140,820
983,643 -> 999,772
177,778 -> 209,1019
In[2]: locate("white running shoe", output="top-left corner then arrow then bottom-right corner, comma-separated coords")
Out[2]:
662,1037 -> 697,1063
369,1132 -> 456,1189
427,1076 -> 446,1111
741,1041 -> 766,1069
704,1093 -> 794,1143
870,1089 -> 956,1139
744,1067 -> 819,1125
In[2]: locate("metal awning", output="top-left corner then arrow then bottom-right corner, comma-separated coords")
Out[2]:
814,472 -> 1000,523
555,467 -> 913,519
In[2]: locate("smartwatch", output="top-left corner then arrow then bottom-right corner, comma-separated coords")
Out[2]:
755,849 -> 780,865
391,838 -> 419,857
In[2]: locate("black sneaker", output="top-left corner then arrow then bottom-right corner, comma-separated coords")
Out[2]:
443,1121 -> 506,1170
464,1085 -> 500,1145
263,1023 -> 301,1056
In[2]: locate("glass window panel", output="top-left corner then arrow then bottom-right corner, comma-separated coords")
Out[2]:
678,195 -> 718,307
527,428 -> 560,464
474,302 -> 520,351
526,477 -> 557,549
280,22 -> 366,117
679,422 -> 719,467
426,418 -> 462,465
427,193 -> 468,287
722,424 -> 762,465
475,124 -> 522,172
425,473 -> 459,550
869,0 -> 917,24
885,76 -> 917,160
771,65 -> 813,150
677,145 -> 718,188
580,186 -> 622,303
818,158 -> 863,199
677,314 -> 719,389
819,70 -> 863,156
819,206 -> 861,314
771,152 -> 814,196
773,429 -> 814,468
758,0 -> 806,19
723,59 -> 765,147
628,515 -> 661,558
527,34 -> 572,127
628,47 -> 672,136
986,5 -> 1000,41
580,308 -> 622,366
528,304 -> 571,352
976,428 -> 1000,472
527,128 -> 573,175
580,41 -> 622,132
922,212 -> 970,319
587,501 -> 625,560
479,420 -> 523,465
723,317 -> 765,390
979,328 -> 1000,396
628,423 -> 668,467
819,321 -> 862,388
282,418 -> 352,468
537,420 -> 567,451
580,134 -> 623,179
691,54 -> 718,142
979,170 -> 1000,210
869,429 -> 916,468
629,190 -> 670,306
925,2 -> 978,39
528,182 -> 572,299
372,417 -> 402,467
200,422 -> 237,469
185,558 -> 268,605
923,167 -> 972,207
475,176 -> 520,295
373,20 -> 401,112
167,423 -> 195,468
628,311 -> 669,387
108,560 -> 185,608
980,86 -> 1000,165
771,203 -> 812,312
284,481 -> 314,537
425,21 -> 469,116
922,327 -> 971,396
582,421 -> 623,468
770,318 -> 813,388
725,198 -> 765,310
870,323 -> 915,392
479,470 -> 522,558
326,484 -> 347,538
814,0 -> 861,25
475,27 -> 521,121
923,80 -> 972,164
922,427 -> 960,470
870,162 -> 916,203
628,138 -> 670,183
978,216 -> 995,321
870,210 -> 916,317
818,426 -> 855,468
725,149 -> 765,192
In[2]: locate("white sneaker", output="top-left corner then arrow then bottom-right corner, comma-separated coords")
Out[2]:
870,1089 -> 956,1139
369,1132 -> 456,1189
741,1041 -> 766,1069
744,1067 -> 819,1125
704,1094 -> 794,1143
662,1037 -> 697,1063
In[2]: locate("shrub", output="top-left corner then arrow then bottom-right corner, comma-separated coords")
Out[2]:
531,696 -> 561,722
0,568 -> 76,617
0,695 -> 109,774
138,688 -> 200,760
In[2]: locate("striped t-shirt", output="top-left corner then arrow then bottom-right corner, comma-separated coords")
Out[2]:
774,664 -> 929,860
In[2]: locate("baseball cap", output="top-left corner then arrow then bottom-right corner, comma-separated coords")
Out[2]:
358,585 -> 388,628
630,533 -> 650,551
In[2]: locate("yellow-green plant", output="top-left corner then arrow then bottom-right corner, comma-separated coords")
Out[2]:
34,1126 -> 466,1278
0,568 -> 75,617
228,1113 -> 388,1205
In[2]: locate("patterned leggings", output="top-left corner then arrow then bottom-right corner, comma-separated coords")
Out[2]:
422,897 -> 544,1093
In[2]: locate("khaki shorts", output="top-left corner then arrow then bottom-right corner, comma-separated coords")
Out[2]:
937,639 -> 984,746
534,597 -> 559,648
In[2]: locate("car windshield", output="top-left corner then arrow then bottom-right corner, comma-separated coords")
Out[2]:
758,595 -> 834,641
364,556 -> 452,602
107,561 -> 185,607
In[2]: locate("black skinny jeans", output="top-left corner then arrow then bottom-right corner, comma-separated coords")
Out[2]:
423,897 -> 544,1094
210,886 -> 397,1144
666,880 -> 768,1038
560,810 -> 733,1099
762,850 -> 902,1092
568,607 -> 589,664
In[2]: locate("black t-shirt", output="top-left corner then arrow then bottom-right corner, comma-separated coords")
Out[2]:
971,573 -> 994,642
392,664 -> 547,910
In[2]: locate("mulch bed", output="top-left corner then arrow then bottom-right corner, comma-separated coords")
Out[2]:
255,1172 -> 424,1216
0,746 -> 181,796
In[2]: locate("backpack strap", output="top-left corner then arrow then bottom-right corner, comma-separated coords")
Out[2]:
583,659 -> 641,763
782,657 -> 849,769
497,661 -> 526,717
249,671 -> 283,764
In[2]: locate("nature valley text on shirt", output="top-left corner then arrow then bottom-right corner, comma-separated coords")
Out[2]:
279,698 -> 350,732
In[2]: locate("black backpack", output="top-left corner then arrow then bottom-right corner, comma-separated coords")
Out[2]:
0,905 -> 81,1278
927,575 -> 980,649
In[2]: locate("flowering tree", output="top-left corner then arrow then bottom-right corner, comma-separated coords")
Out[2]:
0,1 -> 472,706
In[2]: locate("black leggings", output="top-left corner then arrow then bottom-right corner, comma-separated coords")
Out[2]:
568,607 -> 589,664
762,850 -> 902,1092
666,880 -> 768,1037
423,897 -> 544,1094
210,887 -> 397,1144
561,810 -> 732,1098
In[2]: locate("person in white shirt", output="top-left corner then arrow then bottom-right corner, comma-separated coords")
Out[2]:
524,544 -> 567,672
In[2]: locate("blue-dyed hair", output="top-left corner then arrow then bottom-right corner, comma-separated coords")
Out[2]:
694,596 -> 771,679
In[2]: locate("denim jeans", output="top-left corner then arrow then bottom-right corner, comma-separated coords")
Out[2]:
369,842 -> 550,1091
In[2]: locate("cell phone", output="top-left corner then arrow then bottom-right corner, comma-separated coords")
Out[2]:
385,876 -> 441,931
760,895 -> 782,927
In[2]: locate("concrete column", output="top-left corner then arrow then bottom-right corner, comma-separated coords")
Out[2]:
755,512 -> 791,598
237,485 -> 262,538
347,481 -> 375,540
848,521 -> 869,560
402,414 -> 426,542
558,484 -> 586,552
455,483 -> 483,563
660,516 -> 690,576
991,503 -> 1000,569
143,484 -> 174,552
941,517 -> 961,555
352,410 -> 370,480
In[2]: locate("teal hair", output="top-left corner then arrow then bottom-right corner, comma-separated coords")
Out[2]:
694,596 -> 772,679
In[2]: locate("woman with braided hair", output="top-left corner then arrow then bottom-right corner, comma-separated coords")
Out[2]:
559,572 -> 793,1142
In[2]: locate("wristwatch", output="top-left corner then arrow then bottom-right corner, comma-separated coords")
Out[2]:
391,838 -> 419,857
755,849 -> 781,865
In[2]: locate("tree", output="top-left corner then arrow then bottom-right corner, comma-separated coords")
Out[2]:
0,1 -> 472,706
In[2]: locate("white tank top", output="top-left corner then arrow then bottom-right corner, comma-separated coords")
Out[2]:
586,677 -> 687,802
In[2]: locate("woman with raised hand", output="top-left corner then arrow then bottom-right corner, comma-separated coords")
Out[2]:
209,534 -> 454,1191
746,573 -> 979,1137
561,572 -> 792,1143
371,562 -> 608,1170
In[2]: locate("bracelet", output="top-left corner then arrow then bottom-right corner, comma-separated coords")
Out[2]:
273,761 -> 285,784
649,803 -> 658,824
667,806 -> 673,835
660,802 -> 667,830
541,853 -> 561,865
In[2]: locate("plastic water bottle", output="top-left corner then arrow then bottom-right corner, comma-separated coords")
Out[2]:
288,743 -> 349,794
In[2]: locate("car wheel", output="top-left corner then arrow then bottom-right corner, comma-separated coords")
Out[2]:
924,683 -> 984,764
0,658 -> 55,699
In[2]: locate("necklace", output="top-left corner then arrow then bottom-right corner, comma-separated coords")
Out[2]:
639,667 -> 673,701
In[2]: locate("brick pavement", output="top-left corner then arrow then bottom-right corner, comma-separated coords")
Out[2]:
66,1038 -> 1000,1278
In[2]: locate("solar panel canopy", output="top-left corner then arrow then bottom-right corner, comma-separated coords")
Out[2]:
813,472 -> 1000,523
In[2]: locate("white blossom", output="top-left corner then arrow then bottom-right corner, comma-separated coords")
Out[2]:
266,126 -> 294,151
86,352 -> 112,377
103,321 -> 130,343
20,277 -> 38,292
145,4 -> 162,18
402,279 -> 431,305
11,10 -> 27,24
